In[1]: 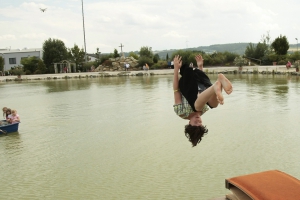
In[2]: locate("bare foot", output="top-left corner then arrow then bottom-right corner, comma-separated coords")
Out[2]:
214,81 -> 224,105
218,74 -> 233,95
195,54 -> 204,71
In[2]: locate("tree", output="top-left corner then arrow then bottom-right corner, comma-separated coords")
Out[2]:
43,38 -> 68,73
113,49 -> 120,58
138,46 -> 154,67
0,57 -> 4,74
94,48 -> 101,66
139,46 -> 153,58
21,56 -> 40,74
129,52 -> 139,60
153,54 -> 160,63
271,35 -> 289,55
68,44 -> 85,68
166,53 -> 169,61
36,60 -> 47,74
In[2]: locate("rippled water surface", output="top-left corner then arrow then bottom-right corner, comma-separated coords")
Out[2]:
1,74 -> 300,200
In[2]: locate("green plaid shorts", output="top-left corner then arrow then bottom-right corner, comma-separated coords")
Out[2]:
173,94 -> 209,119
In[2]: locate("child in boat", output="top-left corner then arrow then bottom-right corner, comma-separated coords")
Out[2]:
7,109 -> 20,124
2,107 -> 7,119
5,108 -> 11,121
173,54 -> 233,147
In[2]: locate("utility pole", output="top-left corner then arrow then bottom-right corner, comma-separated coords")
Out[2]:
81,0 -> 87,63
119,43 -> 124,58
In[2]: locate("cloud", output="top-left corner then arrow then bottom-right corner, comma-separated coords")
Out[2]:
20,33 -> 48,40
0,34 -> 17,41
162,31 -> 187,38
0,0 -> 299,52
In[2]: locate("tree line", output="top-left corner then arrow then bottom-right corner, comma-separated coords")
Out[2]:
3,32 -> 300,75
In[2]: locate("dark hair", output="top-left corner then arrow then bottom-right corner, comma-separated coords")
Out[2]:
184,124 -> 208,147
6,108 -> 11,118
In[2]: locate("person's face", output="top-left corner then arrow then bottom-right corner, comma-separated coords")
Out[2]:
11,111 -> 16,116
2,108 -> 7,113
189,113 -> 202,126
6,110 -> 11,115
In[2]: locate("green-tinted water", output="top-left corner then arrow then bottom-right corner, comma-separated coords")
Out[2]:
1,74 -> 300,200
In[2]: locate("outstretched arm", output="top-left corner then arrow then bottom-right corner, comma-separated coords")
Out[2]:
195,54 -> 204,71
173,55 -> 182,104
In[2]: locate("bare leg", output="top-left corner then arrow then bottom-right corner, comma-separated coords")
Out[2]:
218,74 -> 233,95
194,81 -> 223,111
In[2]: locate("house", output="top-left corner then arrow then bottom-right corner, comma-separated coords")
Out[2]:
0,48 -> 43,71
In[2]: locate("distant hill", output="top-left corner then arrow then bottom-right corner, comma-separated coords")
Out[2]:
116,43 -> 299,59
152,43 -> 250,59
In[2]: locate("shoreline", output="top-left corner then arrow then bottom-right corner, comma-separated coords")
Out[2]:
1,65 -> 299,82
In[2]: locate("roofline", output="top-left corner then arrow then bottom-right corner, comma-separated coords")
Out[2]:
0,48 -> 43,54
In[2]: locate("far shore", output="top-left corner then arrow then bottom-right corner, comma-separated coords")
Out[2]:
1,65 -> 299,82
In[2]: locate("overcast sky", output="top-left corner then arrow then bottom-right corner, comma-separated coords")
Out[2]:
1,0 -> 299,53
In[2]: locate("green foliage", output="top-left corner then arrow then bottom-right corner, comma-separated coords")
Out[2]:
82,62 -> 95,72
139,46 -> 153,58
0,56 -> 4,73
150,60 -> 168,69
234,56 -> 248,67
9,66 -> 24,76
289,51 -> 300,61
68,44 -> 85,68
277,60 -> 287,65
293,60 -> 300,69
153,54 -> 160,63
268,53 -> 278,62
100,54 -> 114,64
43,38 -> 68,73
166,53 -> 169,61
138,56 -> 153,67
170,50 -> 194,65
113,49 -> 120,58
102,60 -> 112,66
129,52 -> 139,60
170,50 -> 238,66
21,56 -> 45,74
245,42 -> 268,60
271,35 -> 289,55
223,51 -> 238,63
36,60 -> 47,74
94,48 -> 101,66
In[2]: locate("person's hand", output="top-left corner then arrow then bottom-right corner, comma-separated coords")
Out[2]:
173,55 -> 182,70
195,54 -> 204,66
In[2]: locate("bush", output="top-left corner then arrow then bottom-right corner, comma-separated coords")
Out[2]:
102,60 -> 112,67
10,67 -> 24,76
277,60 -> 287,65
138,56 -> 153,67
150,61 -> 168,70
34,70 -> 42,74
233,56 -> 248,67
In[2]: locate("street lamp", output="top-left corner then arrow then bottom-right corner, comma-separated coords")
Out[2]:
81,0 -> 87,63
296,38 -> 298,52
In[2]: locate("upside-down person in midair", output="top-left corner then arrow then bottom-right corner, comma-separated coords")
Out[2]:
173,54 -> 233,147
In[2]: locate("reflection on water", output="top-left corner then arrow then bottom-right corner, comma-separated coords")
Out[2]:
1,74 -> 300,200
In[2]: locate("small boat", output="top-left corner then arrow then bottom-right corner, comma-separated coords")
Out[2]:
0,120 -> 20,134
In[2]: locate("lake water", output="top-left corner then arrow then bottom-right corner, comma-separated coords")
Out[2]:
1,74 -> 300,200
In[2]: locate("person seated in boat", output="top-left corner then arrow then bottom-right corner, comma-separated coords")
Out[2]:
2,107 -> 7,119
7,109 -> 20,124
173,54 -> 233,147
5,108 -> 12,122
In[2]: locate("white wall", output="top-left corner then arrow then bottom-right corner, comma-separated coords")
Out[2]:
0,49 -> 43,71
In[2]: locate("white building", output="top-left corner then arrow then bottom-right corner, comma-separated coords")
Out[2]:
0,48 -> 43,71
